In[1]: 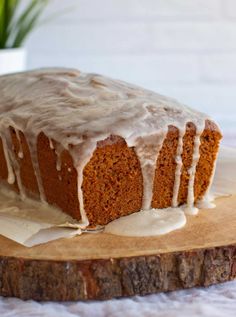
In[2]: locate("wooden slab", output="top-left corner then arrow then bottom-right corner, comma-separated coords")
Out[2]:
0,196 -> 235,301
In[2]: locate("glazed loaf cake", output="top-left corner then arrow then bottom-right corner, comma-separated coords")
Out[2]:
0,69 -> 221,227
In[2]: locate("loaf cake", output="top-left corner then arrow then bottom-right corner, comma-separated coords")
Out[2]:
0,69 -> 222,228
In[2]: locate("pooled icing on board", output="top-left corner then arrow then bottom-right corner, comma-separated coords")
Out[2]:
0,68 -> 215,233
105,207 -> 186,237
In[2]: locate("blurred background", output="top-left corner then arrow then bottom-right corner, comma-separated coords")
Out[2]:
2,0 -> 236,145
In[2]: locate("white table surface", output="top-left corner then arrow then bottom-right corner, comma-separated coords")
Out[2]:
0,281 -> 235,317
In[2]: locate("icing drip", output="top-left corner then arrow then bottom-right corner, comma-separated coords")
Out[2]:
184,127 -> 203,215
0,68 -> 216,225
8,150 -> 26,200
49,138 -> 54,150
134,132 -> 167,210
54,143 -> 64,171
77,167 -> 89,227
172,128 -> 185,208
15,129 -> 24,159
0,133 -> 15,185
3,130 -> 26,199
26,136 -> 46,202
73,141 -> 98,227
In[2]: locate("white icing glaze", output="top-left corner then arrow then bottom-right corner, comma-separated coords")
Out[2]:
0,133 -> 15,184
54,143 -> 64,171
1,128 -> 26,200
49,138 -> 54,150
183,126 -> 204,215
134,132 -> 167,210
172,128 -> 185,207
0,68 -> 215,226
14,129 -> 24,159
105,207 -> 186,237
27,137 -> 46,202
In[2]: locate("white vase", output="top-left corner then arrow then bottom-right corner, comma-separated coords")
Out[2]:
0,48 -> 27,75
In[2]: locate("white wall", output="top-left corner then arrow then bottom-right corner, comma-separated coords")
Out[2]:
25,0 -> 236,145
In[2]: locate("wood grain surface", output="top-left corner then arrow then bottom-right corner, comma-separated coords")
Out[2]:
0,196 -> 235,301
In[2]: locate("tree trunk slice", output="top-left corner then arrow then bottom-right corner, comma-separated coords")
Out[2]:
0,196 -> 235,301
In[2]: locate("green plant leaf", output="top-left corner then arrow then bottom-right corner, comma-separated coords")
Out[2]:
11,0 -> 49,47
11,0 -> 48,47
0,0 -> 8,48
0,0 -> 72,49
0,0 -> 20,48
0,0 -> 49,49
0,1 -> 4,47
